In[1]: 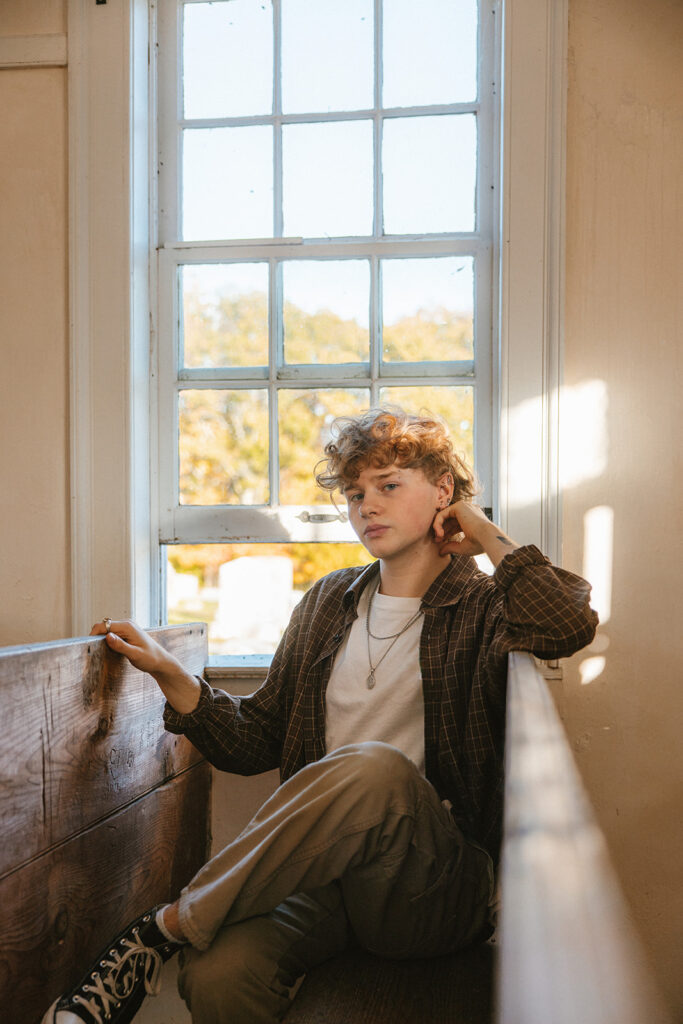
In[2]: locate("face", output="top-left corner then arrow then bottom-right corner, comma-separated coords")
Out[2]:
344,463 -> 453,563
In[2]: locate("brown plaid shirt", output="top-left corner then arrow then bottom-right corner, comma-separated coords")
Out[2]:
165,545 -> 597,860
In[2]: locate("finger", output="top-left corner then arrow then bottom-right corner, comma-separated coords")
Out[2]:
104,630 -> 146,665
91,619 -> 125,637
105,620 -> 146,646
433,507 -> 461,539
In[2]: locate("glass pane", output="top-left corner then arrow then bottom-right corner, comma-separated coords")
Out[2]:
279,389 -> 370,504
383,0 -> 477,107
179,389 -> 269,505
383,114 -> 476,233
282,121 -> 373,237
183,127 -> 273,241
183,1 -> 273,119
379,385 -> 474,468
382,257 -> 473,362
166,542 -> 374,655
182,264 -> 268,368
283,261 -> 369,364
282,0 -> 373,113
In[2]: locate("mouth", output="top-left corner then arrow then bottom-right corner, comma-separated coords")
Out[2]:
364,524 -> 388,538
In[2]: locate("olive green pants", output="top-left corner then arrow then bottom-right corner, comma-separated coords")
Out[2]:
177,742 -> 493,1024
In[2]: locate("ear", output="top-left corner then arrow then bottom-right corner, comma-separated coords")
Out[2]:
435,472 -> 454,508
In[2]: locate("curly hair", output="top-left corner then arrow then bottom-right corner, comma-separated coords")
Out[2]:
315,406 -> 477,505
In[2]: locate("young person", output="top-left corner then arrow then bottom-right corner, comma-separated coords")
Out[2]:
43,408 -> 598,1024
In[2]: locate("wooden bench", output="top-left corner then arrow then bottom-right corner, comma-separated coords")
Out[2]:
0,632 -> 672,1024
0,625 -> 211,1024
284,653 -> 673,1023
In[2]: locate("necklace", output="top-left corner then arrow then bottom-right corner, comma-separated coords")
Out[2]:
364,579 -> 424,689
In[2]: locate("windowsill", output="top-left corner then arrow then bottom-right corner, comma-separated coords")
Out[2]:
204,653 -> 561,684
205,654 -> 273,683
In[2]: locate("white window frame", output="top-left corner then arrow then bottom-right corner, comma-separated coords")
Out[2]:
67,0 -> 567,634
155,0 -> 496,568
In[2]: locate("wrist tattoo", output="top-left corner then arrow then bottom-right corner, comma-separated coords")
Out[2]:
496,534 -> 514,546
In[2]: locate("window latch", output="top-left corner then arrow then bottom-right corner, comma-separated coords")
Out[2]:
296,511 -> 348,524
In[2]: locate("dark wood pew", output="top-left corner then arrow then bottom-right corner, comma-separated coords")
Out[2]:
0,625 -> 211,1024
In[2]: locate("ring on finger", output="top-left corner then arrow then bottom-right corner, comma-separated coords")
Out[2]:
103,617 -> 112,632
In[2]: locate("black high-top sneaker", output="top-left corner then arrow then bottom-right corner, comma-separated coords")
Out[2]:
41,906 -> 183,1024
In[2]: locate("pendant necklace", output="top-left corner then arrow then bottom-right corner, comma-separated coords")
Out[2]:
365,579 -> 424,690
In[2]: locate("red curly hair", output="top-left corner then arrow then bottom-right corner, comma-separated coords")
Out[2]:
315,407 -> 477,504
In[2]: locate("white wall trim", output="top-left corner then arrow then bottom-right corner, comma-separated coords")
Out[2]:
498,0 -> 567,563
68,0 -> 153,635
0,34 -> 67,69
68,1 -> 94,636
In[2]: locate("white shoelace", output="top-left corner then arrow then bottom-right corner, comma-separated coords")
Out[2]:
71,928 -> 163,1024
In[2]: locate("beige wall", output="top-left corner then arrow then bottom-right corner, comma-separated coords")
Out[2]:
0,0 -> 70,645
563,0 -> 683,1012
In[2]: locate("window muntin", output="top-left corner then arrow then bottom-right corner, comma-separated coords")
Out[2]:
157,0 -> 496,643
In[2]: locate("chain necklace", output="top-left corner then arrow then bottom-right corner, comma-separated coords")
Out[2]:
365,579 -> 424,689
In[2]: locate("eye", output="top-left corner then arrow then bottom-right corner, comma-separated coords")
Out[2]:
383,482 -> 398,492
347,492 -> 363,503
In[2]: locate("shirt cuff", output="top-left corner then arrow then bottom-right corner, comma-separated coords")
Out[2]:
163,675 -> 214,733
493,544 -> 551,592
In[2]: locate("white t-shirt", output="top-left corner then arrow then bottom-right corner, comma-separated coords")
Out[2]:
325,583 -> 426,774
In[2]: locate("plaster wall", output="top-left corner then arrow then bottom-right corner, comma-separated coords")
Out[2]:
0,0 -> 70,645
563,0 -> 683,1012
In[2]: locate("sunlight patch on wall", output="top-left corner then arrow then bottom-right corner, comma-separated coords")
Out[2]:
582,504 -> 614,624
580,655 -> 606,685
503,379 -> 609,509
559,379 -> 609,490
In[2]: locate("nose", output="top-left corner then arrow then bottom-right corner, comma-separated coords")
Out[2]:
359,491 -> 380,518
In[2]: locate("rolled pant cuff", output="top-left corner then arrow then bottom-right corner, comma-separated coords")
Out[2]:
178,890 -> 214,952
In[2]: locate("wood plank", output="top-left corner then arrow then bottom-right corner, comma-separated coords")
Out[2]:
0,624 -> 207,878
498,653 -> 672,1024
1,761 -> 211,1024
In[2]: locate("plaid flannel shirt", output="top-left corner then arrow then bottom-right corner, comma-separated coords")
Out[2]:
165,545 -> 597,861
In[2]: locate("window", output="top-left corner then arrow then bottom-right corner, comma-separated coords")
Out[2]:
156,0 -> 498,652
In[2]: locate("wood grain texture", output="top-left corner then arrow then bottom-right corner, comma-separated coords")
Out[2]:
0,624 -> 207,877
498,652 -> 672,1024
0,625 -> 211,1024
2,762 -> 211,1024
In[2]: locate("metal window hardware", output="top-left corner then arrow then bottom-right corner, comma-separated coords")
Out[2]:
296,511 -> 348,524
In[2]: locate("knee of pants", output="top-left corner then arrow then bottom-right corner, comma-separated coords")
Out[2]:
178,921 -> 292,1021
326,741 -> 421,805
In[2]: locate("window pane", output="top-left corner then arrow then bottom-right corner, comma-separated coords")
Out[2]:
183,127 -> 273,241
383,114 -> 476,234
281,0 -> 373,113
383,0 -> 477,107
282,121 -> 373,237
382,257 -> 473,362
379,385 -> 474,467
182,264 -> 268,368
283,261 -> 369,364
179,389 -> 269,505
183,1 -> 273,119
279,389 -> 370,504
166,542 -> 374,655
